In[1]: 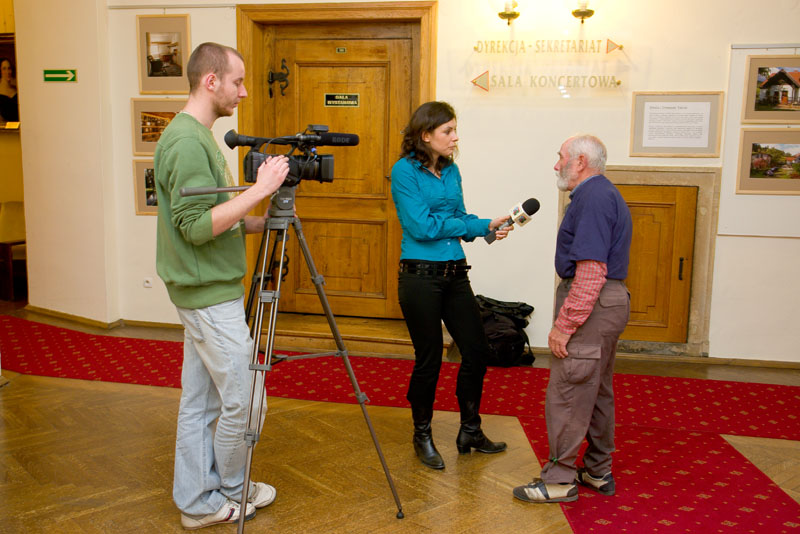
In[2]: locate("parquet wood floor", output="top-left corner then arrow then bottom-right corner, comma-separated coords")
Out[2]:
0,370 -> 570,534
1,303 -> 799,532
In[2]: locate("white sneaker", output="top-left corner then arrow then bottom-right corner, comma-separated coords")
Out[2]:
180,498 -> 256,530
249,482 -> 277,508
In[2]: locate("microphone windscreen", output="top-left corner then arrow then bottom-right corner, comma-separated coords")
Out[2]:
224,129 -> 239,149
522,198 -> 540,216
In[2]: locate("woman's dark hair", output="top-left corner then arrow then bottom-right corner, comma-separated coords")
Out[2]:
400,101 -> 457,173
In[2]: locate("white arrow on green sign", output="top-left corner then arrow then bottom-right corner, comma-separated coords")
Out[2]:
43,69 -> 77,82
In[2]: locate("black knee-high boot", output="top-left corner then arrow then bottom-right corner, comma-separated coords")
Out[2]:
411,402 -> 444,469
456,399 -> 507,454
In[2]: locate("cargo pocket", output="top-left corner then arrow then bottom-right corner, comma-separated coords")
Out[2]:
598,291 -> 628,307
598,288 -> 631,333
563,343 -> 601,385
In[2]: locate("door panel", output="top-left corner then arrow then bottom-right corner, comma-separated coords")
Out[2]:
617,185 -> 697,342
271,37 -> 411,318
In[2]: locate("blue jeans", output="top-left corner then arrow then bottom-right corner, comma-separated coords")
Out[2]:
173,296 -> 266,516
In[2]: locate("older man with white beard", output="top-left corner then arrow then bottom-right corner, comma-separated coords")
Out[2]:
514,135 -> 632,504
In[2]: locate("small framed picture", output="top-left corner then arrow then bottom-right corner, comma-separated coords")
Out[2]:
0,34 -> 19,128
133,159 -> 158,215
742,55 -> 800,124
131,98 -> 185,156
736,128 -> 800,195
136,14 -> 190,94
630,91 -> 724,157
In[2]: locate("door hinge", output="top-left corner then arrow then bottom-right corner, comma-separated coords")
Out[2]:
268,59 -> 290,98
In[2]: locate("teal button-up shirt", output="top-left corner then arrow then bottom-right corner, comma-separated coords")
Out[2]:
390,155 -> 490,261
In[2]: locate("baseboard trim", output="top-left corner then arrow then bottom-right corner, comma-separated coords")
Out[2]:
23,305 -> 123,330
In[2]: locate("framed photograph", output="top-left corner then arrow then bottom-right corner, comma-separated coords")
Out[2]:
131,98 -> 185,156
630,91 -> 724,157
0,33 -> 19,129
133,160 -> 158,215
742,55 -> 800,124
736,128 -> 800,195
136,15 -> 190,94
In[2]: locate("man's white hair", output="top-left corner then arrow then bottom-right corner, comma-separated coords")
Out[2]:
566,134 -> 606,173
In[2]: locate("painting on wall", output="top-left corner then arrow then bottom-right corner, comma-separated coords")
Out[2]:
136,15 -> 190,94
133,160 -> 158,215
742,55 -> 800,124
736,128 -> 800,195
0,34 -> 19,128
131,98 -> 186,155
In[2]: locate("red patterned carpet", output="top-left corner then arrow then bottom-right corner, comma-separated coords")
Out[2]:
2,315 -> 799,533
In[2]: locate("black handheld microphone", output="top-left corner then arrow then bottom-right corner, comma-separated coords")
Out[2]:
484,198 -> 540,244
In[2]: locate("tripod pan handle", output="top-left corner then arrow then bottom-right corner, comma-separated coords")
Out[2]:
180,186 -> 219,197
180,185 -> 251,197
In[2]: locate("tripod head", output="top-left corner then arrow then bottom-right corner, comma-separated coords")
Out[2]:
268,186 -> 297,219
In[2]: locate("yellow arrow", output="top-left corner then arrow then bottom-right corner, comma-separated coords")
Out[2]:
471,70 -> 490,92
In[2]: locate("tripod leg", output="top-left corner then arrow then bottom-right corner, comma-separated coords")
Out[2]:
292,217 -> 405,519
244,223 -> 268,324
238,219 -> 293,534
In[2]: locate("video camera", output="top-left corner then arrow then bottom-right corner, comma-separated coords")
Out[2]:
224,125 -> 359,187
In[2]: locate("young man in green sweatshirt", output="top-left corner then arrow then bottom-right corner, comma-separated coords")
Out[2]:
155,42 -> 289,530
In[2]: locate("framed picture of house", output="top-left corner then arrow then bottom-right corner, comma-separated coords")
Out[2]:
131,98 -> 185,156
742,55 -> 800,124
630,91 -> 724,157
736,128 -> 800,195
133,159 -> 158,215
136,15 -> 190,95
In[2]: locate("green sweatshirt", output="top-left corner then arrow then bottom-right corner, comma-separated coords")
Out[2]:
155,112 -> 246,309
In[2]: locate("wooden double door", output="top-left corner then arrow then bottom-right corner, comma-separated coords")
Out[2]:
239,3 -> 437,319
270,32 -> 410,319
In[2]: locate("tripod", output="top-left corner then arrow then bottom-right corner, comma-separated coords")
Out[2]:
236,185 -> 404,532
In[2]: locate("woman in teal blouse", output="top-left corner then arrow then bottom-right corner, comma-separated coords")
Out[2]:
391,101 -> 512,470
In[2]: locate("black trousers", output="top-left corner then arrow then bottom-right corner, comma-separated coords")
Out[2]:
398,267 -> 491,426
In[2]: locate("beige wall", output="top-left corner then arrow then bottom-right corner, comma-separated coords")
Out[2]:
13,0 -> 800,361
15,0 -> 117,322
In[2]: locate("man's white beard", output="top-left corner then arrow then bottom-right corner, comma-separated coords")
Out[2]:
556,170 -> 570,191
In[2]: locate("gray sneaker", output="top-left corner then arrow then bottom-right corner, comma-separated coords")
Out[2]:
180,498 -> 256,530
513,478 -> 578,503
575,468 -> 615,496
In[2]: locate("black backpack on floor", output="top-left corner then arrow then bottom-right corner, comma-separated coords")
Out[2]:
476,295 -> 534,367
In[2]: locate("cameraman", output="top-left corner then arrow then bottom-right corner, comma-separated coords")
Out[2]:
155,42 -> 289,530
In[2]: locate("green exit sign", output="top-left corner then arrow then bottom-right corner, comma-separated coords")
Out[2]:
43,69 -> 77,82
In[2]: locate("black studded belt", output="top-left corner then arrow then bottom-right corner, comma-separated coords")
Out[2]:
399,259 -> 471,277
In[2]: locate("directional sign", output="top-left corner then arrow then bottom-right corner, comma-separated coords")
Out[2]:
606,39 -> 623,54
43,69 -> 77,82
471,70 -> 490,92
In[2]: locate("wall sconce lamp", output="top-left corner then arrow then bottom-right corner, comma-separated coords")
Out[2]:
498,1 -> 520,25
572,1 -> 594,23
